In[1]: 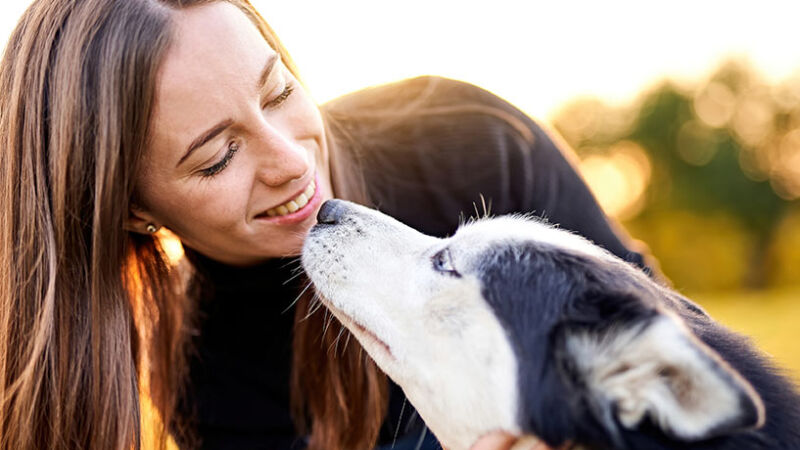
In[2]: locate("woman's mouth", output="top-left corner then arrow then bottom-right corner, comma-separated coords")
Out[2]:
254,175 -> 322,224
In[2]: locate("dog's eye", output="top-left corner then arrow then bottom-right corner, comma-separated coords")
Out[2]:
431,249 -> 460,277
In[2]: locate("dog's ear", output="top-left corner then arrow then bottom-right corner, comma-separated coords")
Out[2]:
561,292 -> 765,442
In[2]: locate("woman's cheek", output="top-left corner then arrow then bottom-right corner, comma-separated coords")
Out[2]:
286,85 -> 325,137
171,174 -> 250,231
203,175 -> 253,227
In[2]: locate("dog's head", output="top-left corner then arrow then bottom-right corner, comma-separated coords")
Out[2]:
301,200 -> 764,450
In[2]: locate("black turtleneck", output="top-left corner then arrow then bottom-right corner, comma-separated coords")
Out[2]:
175,76 -> 649,449
176,255 -> 307,449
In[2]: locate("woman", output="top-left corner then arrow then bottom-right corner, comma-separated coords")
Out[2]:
0,0 -> 647,449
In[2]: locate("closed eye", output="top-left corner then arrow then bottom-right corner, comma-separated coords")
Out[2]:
199,141 -> 239,177
262,84 -> 294,109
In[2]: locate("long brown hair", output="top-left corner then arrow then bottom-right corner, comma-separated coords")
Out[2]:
0,1 -> 387,449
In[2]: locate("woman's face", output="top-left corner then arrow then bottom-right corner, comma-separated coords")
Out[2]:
136,2 -> 333,265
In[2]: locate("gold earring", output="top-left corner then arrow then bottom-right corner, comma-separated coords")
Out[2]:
146,224 -> 158,234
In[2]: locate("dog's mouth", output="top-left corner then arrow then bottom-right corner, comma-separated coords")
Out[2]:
318,298 -> 395,361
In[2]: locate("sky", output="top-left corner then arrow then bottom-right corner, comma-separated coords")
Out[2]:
2,0 -> 799,120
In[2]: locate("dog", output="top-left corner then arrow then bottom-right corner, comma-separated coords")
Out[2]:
301,199 -> 800,450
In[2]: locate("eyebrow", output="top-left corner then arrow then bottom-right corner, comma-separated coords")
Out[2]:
176,54 -> 280,168
257,53 -> 280,91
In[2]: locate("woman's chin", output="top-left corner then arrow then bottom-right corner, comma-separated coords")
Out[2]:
259,227 -> 314,260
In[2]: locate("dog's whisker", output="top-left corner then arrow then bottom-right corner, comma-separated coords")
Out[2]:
405,410 -> 420,433
391,398 -> 408,448
319,313 -> 331,349
301,308 -> 316,321
280,260 -> 308,285
331,324 -> 347,356
307,295 -> 326,317
287,259 -> 306,273
301,293 -> 325,321
308,292 -> 323,311
337,325 -> 347,351
278,256 -> 303,270
322,309 -> 336,340
283,280 -> 314,315
289,266 -> 306,279
322,312 -> 343,352
281,267 -> 307,286
307,304 -> 323,320
343,330 -> 352,354
470,201 -> 481,223
412,425 -> 428,450
321,309 -> 330,333
479,193 -> 492,218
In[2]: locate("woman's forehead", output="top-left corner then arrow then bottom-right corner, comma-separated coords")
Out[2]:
151,2 -> 275,160
157,2 -> 272,102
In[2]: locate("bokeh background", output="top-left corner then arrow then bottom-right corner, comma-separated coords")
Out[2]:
2,0 -> 798,386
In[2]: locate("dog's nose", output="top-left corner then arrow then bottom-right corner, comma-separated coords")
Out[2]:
317,199 -> 347,224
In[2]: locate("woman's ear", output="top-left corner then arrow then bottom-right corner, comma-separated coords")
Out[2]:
124,204 -> 161,235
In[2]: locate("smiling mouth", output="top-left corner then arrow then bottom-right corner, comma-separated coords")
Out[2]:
262,178 -> 317,217
253,174 -> 322,223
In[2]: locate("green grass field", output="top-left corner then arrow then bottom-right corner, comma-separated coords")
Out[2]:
690,287 -> 800,385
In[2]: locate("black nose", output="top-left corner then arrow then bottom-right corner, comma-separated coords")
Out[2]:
317,199 -> 347,224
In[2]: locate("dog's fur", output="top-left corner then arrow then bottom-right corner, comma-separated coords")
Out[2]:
301,200 -> 800,450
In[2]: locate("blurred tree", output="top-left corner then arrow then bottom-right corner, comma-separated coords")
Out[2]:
552,60 -> 800,290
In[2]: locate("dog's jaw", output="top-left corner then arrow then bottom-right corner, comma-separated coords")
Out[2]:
317,295 -> 397,366
402,285 -> 523,450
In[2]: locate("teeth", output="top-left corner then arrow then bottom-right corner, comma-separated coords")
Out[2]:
264,180 -> 317,218
295,193 -> 309,208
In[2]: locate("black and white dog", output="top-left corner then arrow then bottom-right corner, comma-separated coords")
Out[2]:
301,200 -> 800,450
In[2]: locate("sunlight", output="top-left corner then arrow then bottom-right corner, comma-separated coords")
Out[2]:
158,230 -> 185,266
578,141 -> 652,219
250,0 -> 800,120
731,93 -> 774,148
693,81 -> 737,128
3,1 -> 799,121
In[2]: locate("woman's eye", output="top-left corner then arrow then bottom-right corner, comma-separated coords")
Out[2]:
199,141 -> 239,178
263,84 -> 294,109
431,248 -> 460,277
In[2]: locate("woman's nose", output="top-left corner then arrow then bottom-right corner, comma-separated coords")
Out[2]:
251,122 -> 309,187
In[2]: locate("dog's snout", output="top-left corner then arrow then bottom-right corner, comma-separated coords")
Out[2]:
317,199 -> 348,224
